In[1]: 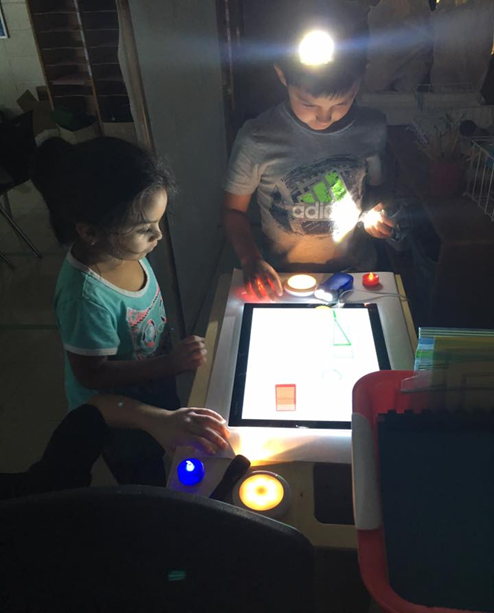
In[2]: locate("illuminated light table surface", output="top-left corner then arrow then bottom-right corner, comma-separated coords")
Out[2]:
167,270 -> 416,549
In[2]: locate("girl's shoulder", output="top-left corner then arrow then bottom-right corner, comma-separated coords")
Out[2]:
55,254 -> 89,300
55,253 -> 160,310
54,256 -> 107,317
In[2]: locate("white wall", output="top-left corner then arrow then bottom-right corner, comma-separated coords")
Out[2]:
0,0 -> 45,116
129,0 -> 227,333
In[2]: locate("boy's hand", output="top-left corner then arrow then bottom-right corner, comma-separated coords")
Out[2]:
243,257 -> 283,300
170,336 -> 207,374
149,407 -> 230,456
363,203 -> 394,239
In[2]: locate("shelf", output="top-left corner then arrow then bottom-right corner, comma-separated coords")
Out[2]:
29,0 -> 127,127
46,59 -> 89,67
53,94 -> 93,98
87,52 -> 117,63
52,74 -> 89,85
33,10 -> 77,15
42,45 -> 84,50
95,75 -> 123,82
39,27 -> 81,33
89,42 -> 118,49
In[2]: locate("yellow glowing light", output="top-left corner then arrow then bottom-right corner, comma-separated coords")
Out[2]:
232,429 -> 298,463
286,274 -> 317,291
315,305 -> 332,315
298,30 -> 335,66
239,473 -> 285,512
330,192 -> 360,243
363,207 -> 382,230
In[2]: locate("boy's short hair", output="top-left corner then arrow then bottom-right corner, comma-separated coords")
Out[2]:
275,0 -> 369,98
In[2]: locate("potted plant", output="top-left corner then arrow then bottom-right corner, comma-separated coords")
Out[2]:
410,113 -> 464,199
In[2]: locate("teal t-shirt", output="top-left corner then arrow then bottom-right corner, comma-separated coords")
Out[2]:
54,251 -> 167,410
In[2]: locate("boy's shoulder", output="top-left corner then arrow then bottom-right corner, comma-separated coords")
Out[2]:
238,103 -> 386,142
352,106 -> 387,133
237,103 -> 289,143
341,106 -> 387,148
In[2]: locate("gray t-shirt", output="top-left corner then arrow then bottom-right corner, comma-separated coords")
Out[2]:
224,102 -> 387,272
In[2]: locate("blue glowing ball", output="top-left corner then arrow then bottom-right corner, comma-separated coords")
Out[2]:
177,458 -> 205,486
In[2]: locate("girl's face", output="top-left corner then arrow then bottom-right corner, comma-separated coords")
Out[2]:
111,189 -> 168,261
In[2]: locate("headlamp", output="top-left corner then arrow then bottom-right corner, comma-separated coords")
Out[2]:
298,30 -> 335,66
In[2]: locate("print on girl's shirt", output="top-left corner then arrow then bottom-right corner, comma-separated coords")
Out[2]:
127,288 -> 167,360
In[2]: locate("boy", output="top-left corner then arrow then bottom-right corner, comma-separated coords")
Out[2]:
222,2 -> 394,298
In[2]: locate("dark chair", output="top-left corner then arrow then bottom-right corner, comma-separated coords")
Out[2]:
0,111 -> 42,267
0,485 -> 315,613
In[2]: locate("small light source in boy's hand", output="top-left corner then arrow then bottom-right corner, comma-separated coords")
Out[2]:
298,30 -> 335,66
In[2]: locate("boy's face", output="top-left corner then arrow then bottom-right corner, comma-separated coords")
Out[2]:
275,65 -> 359,131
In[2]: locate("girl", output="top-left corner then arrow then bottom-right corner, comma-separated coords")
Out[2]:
32,137 -> 227,485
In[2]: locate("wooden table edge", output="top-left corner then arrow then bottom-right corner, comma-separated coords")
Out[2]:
187,273 -> 232,407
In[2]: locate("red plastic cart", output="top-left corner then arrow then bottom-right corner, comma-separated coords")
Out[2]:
351,370 -> 486,613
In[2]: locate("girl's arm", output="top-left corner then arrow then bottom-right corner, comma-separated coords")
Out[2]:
68,335 -> 206,390
89,394 -> 229,455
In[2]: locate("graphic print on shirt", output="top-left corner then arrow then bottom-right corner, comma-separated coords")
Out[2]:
127,288 -> 167,360
268,155 -> 366,240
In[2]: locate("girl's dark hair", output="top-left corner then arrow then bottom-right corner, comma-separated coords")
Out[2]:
31,136 -> 176,245
275,1 -> 369,98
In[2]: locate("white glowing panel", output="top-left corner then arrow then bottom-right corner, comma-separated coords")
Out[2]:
239,306 -> 381,424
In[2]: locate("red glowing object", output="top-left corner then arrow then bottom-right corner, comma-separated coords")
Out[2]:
362,272 -> 380,288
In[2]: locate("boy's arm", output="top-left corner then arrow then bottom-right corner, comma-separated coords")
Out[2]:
363,149 -> 394,211
360,148 -> 395,238
222,191 -> 283,298
365,182 -> 393,211
67,335 -> 206,390
222,191 -> 261,266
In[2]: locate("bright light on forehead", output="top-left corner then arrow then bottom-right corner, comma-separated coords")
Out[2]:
299,30 -> 335,66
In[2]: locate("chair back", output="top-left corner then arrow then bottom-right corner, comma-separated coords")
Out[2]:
0,485 -> 315,613
0,111 -> 35,186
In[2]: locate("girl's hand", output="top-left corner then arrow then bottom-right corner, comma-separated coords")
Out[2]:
363,203 -> 394,239
170,336 -> 207,374
243,257 -> 283,300
150,407 -> 230,455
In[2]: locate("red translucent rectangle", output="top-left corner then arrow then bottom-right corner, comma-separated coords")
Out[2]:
275,384 -> 296,412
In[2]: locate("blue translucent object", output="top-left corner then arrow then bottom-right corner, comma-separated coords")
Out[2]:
319,272 -> 354,293
177,458 -> 205,486
314,273 -> 354,304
